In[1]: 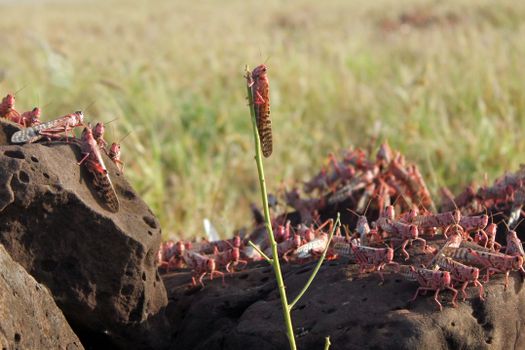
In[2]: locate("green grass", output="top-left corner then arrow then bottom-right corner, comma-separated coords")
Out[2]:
1,0 -> 525,239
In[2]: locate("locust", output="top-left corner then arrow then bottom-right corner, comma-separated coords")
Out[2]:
183,250 -> 225,288
106,132 -> 131,174
398,265 -> 458,311
249,64 -> 272,157
441,246 -> 524,289
430,253 -> 484,301
0,93 -> 21,123
20,107 -> 41,127
77,126 -> 120,213
332,241 -> 396,284
11,111 -> 84,144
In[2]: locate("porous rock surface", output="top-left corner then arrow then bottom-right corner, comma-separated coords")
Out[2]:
163,245 -> 525,350
0,244 -> 83,350
0,120 -> 168,349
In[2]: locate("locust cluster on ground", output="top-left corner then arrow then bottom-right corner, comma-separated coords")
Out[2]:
158,142 -> 525,311
1,93 -> 126,213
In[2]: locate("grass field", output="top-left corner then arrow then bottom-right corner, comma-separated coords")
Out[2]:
1,0 -> 524,239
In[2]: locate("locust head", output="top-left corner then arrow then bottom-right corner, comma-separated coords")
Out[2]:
175,240 -> 185,256
2,94 -> 15,108
251,64 -> 268,79
232,235 -> 241,248
74,111 -> 84,126
376,141 -> 392,163
109,143 -> 121,159
485,223 -> 497,238
441,271 -> 452,286
470,268 -> 480,281
479,215 -> 489,229
93,122 -> 105,140
356,216 -> 370,237
30,107 -> 41,125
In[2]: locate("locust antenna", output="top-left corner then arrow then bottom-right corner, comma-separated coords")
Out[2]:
14,84 -> 28,96
104,117 -> 120,125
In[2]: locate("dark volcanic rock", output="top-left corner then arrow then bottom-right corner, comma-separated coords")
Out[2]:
0,120 -> 168,349
0,244 -> 83,350
164,248 -> 525,350
0,119 -> 22,145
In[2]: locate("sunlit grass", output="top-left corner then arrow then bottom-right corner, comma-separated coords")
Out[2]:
0,0 -> 524,239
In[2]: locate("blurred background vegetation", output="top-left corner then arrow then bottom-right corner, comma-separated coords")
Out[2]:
0,0 -> 524,239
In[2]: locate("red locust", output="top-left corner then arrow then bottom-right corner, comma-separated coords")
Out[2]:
107,131 -> 132,174
430,254 -> 484,301
249,64 -> 272,157
92,122 -> 108,148
473,223 -> 501,251
293,233 -> 330,260
213,246 -> 248,273
441,246 -> 524,289
183,250 -> 225,288
159,240 -> 185,271
77,126 -> 120,213
505,229 -> 525,258
20,107 -> 41,127
0,94 -> 21,123
332,241 -> 396,284
399,265 -> 458,311
265,234 -> 302,262
11,111 -> 84,144
376,206 -> 425,260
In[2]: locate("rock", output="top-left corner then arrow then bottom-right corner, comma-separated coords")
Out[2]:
163,246 -> 525,349
0,119 -> 21,145
0,120 -> 168,349
0,244 -> 83,350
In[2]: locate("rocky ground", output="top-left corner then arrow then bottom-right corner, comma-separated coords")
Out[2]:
2,118 -> 525,350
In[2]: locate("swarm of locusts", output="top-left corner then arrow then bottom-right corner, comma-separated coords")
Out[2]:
159,139 -> 525,312
1,93 -> 126,212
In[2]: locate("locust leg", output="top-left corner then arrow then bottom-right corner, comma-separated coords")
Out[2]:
474,280 -> 485,300
460,281 -> 469,301
254,90 -> 266,105
77,152 -> 90,166
236,260 -> 248,271
401,239 -> 410,261
412,287 -> 442,311
212,271 -> 226,286
433,288 -> 444,312
447,286 -> 458,307
376,264 -> 385,285
197,272 -> 207,288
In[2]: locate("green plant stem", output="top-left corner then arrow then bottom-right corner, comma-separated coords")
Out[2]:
246,68 -> 297,350
248,240 -> 273,262
289,214 -> 340,310
324,336 -> 331,350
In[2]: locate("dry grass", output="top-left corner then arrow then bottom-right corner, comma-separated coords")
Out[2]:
1,0 -> 524,239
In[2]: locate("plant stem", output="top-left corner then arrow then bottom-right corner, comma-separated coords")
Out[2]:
324,336 -> 331,350
245,68 -> 297,350
289,214 -> 340,310
248,240 -> 273,263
